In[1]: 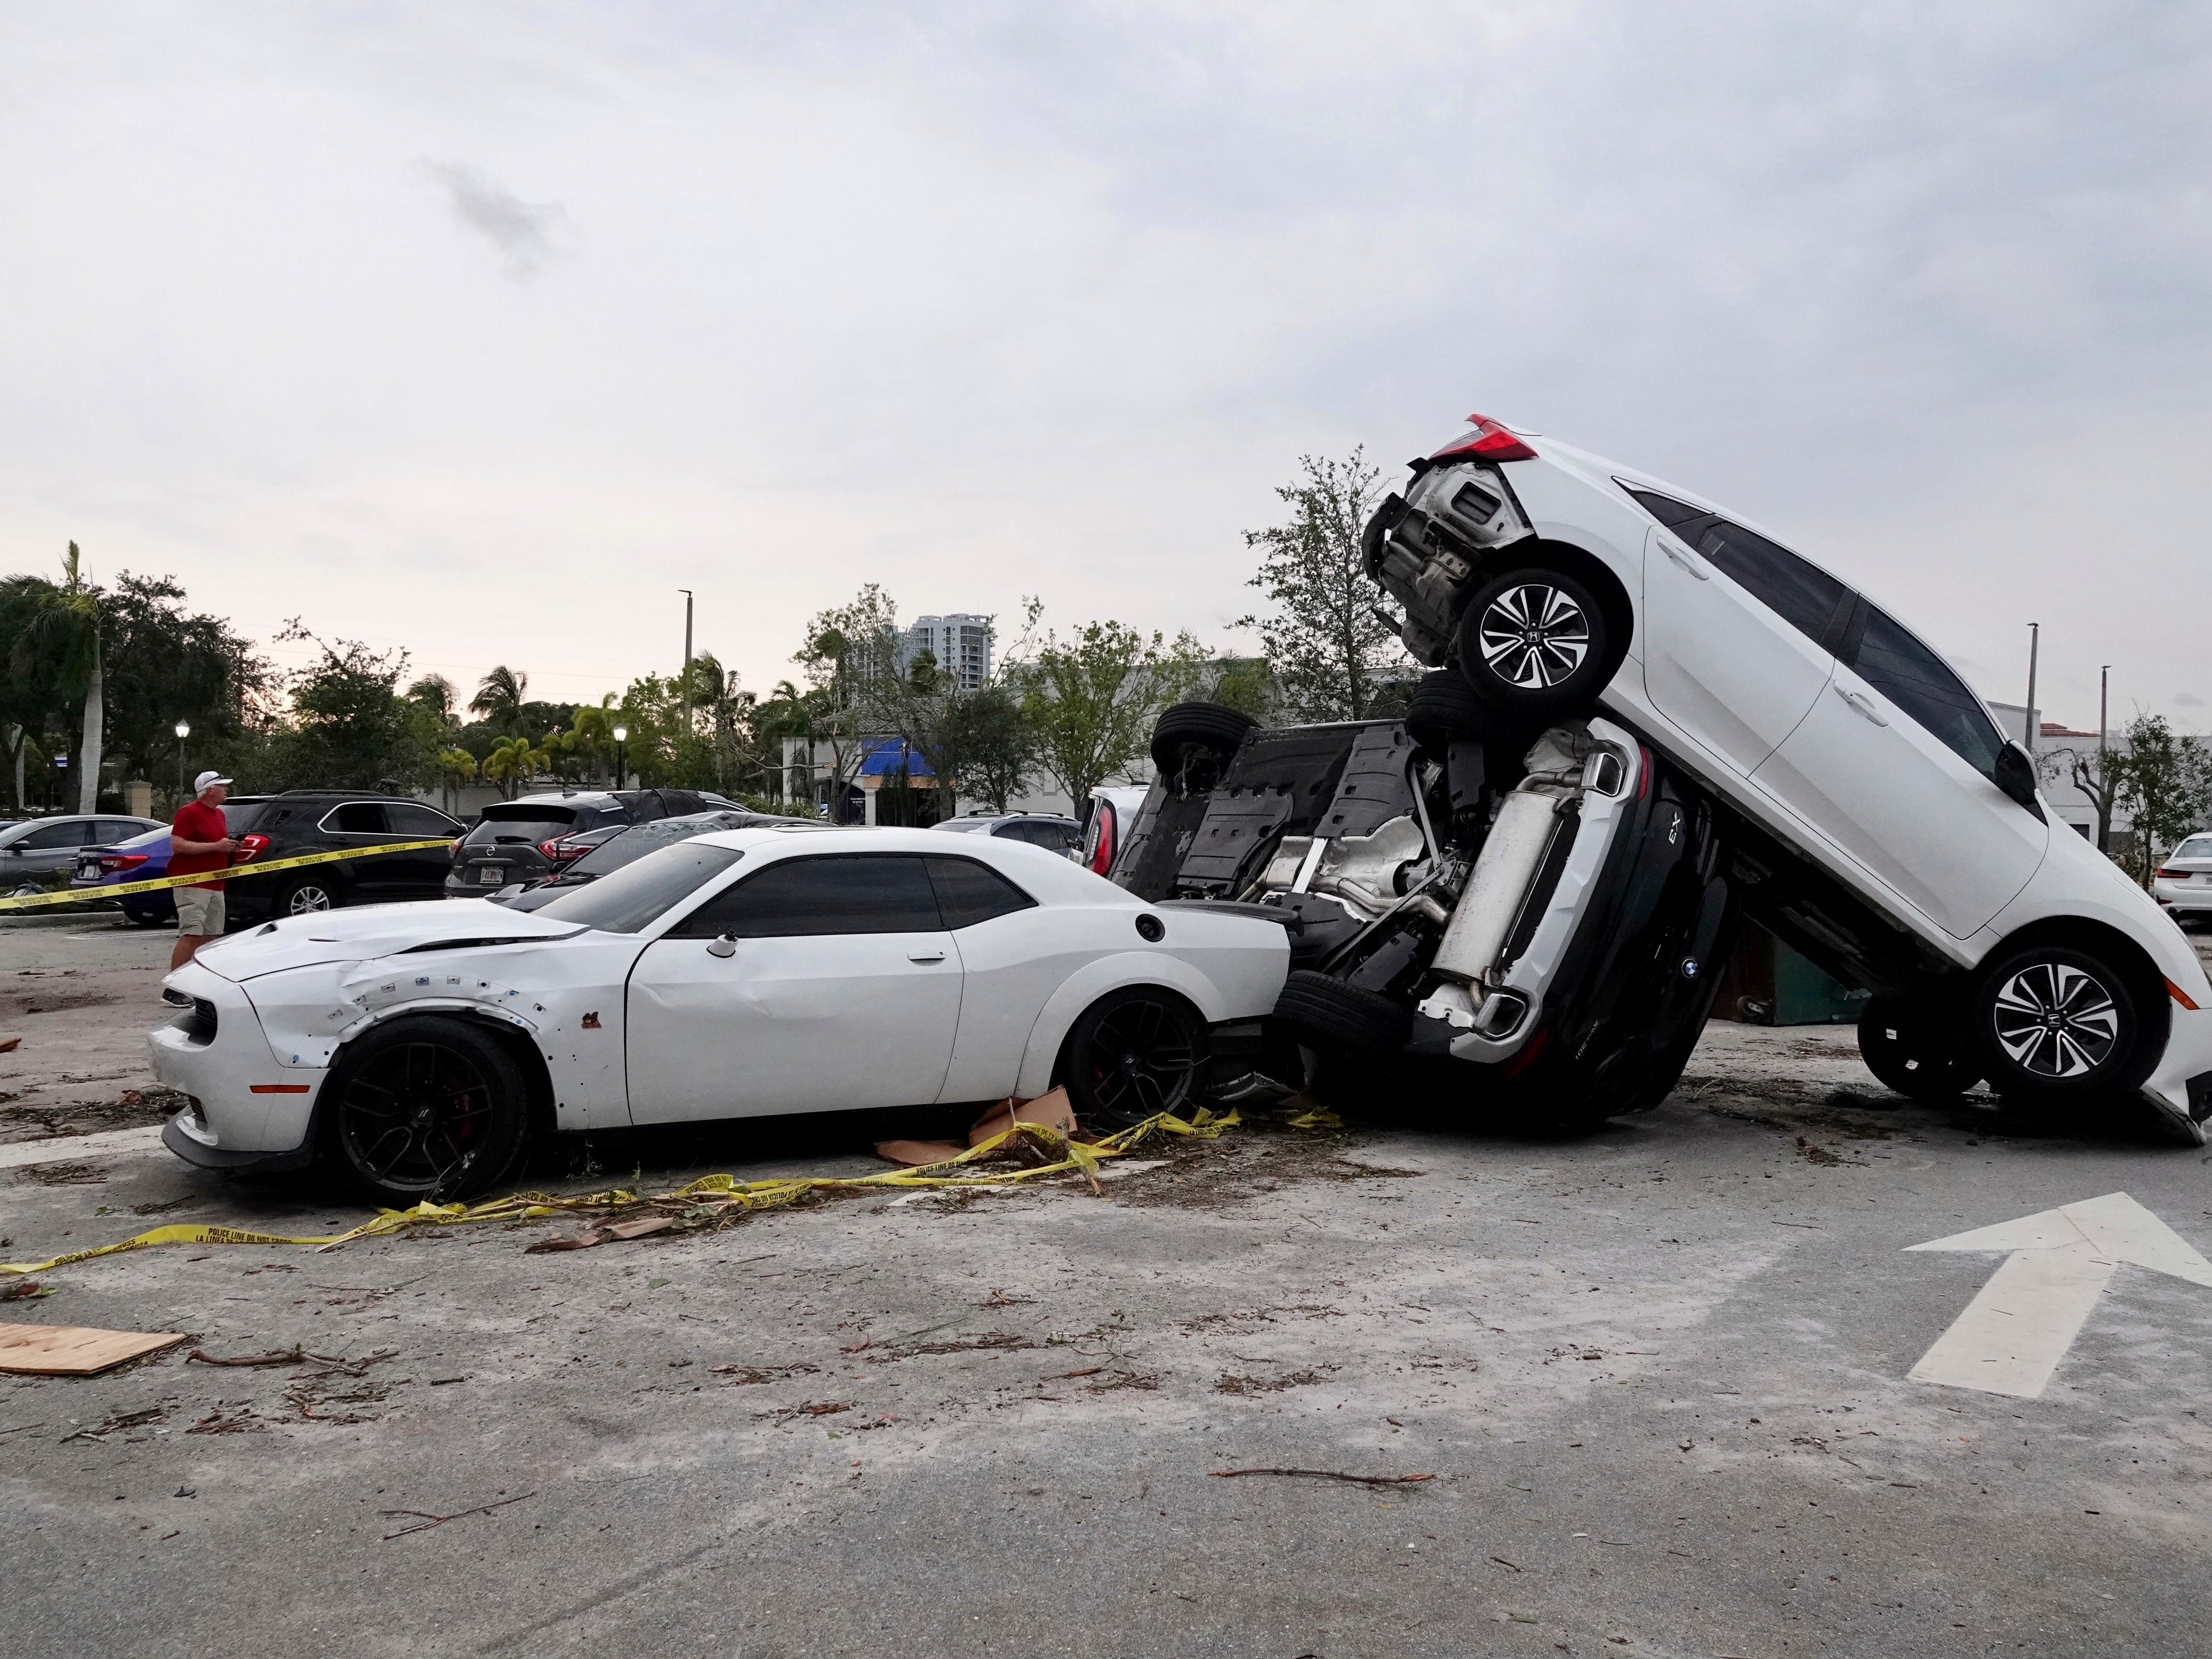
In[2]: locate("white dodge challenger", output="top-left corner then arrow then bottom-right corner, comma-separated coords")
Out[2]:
150,825 -> 1291,1204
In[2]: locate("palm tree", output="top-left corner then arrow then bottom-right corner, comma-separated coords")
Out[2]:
481,734 -> 549,800
1,544 -> 104,813
469,665 -> 529,736
434,747 -> 478,815
408,675 -> 459,723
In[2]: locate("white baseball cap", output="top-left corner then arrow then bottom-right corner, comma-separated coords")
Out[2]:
194,770 -> 233,792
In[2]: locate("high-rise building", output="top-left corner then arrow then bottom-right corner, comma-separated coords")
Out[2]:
900,614 -> 993,690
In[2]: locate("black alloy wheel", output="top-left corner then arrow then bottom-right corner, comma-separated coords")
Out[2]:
1062,987 -> 1209,1131
323,1015 -> 529,1204
1970,945 -> 2140,1105
1857,997 -> 1982,1102
282,876 -> 341,916
1453,567 -> 1612,715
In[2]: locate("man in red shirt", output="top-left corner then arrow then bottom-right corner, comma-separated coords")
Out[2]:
169,771 -> 238,969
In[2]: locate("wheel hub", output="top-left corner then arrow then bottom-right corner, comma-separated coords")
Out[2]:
1992,962 -> 2119,1078
1478,584 -> 1590,690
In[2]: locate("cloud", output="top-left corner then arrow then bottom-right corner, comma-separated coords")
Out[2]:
2176,692 -> 2205,708
416,160 -> 563,279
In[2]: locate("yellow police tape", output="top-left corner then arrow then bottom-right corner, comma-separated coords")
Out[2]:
0,1106 -> 1246,1276
0,840 -> 460,912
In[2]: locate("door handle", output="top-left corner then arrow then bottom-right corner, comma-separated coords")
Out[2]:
1834,684 -> 1889,726
1655,532 -> 1710,579
907,951 -> 946,964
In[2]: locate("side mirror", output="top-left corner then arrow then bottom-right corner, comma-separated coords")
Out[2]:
1993,743 -> 2046,821
706,933 -> 737,959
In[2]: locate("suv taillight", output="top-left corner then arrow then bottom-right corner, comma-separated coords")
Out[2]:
1430,413 -> 1537,464
233,834 -> 270,863
540,837 -> 590,864
1085,804 -> 1117,876
99,853 -> 150,873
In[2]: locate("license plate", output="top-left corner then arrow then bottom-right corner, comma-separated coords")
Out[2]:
75,858 -> 100,880
476,865 -> 508,885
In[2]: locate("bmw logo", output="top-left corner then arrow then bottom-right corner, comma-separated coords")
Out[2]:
1681,957 -> 1700,978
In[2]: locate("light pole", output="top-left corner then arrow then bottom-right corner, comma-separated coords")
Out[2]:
174,720 -> 190,802
678,589 -> 694,730
2022,622 -> 2041,757
2098,665 -> 2111,854
612,724 -> 628,792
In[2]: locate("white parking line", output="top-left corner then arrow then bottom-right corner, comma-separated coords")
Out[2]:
0,1124 -> 169,1172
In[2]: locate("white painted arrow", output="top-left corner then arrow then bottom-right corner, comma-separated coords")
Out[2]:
1905,1192 -> 2212,1399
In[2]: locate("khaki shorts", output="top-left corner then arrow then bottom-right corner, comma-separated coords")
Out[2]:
174,886 -> 227,937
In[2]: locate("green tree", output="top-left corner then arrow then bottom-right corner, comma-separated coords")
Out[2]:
2111,713 -> 2212,884
272,625 -> 436,791
942,682 -> 1034,813
482,734 -> 550,799
434,747 -> 479,814
1018,615 -> 1202,806
793,585 -> 901,815
2,543 -> 107,812
1239,449 -> 1409,722
469,665 -> 531,737
101,573 -> 266,804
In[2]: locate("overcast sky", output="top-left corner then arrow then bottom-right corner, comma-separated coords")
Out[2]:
3,3 -> 2207,729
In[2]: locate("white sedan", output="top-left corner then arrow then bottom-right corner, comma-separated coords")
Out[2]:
150,826 -> 1290,1204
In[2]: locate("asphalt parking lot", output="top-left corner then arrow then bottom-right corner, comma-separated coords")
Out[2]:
6,915 -> 2212,1659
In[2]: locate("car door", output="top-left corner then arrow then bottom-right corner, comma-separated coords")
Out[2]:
923,853 -> 1062,1101
383,802 -> 466,896
8,818 -> 99,877
624,852 -> 962,1122
1753,600 -> 2049,939
319,802 -> 409,900
1635,494 -> 1851,778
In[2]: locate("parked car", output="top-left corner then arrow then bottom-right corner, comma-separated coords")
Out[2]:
443,788 -> 746,898
1078,786 -> 1154,879
150,825 -> 1291,1202
0,812 -> 163,883
932,812 -> 1083,856
489,810 -> 803,910
205,792 -> 466,925
2154,834 -> 2212,930
1348,413 -> 2212,1138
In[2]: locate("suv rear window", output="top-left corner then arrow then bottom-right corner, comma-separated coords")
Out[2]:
465,806 -> 579,848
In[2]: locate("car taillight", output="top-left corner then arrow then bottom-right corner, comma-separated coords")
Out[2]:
99,853 -> 150,873
540,837 -> 590,863
232,834 -> 270,863
1430,412 -> 1538,464
1086,804 -> 1117,876
2155,868 -> 2190,881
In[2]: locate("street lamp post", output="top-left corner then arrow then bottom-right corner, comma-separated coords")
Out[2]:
174,720 -> 191,802
612,724 -> 628,792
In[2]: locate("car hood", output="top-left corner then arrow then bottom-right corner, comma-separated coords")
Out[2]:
190,899 -> 589,982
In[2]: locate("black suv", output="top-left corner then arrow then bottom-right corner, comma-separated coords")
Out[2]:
220,791 -> 468,927
443,788 -> 745,898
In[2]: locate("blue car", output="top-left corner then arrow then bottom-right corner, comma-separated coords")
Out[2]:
69,825 -> 177,926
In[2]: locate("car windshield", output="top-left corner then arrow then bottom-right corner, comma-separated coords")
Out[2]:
569,812 -> 754,878
532,842 -> 746,933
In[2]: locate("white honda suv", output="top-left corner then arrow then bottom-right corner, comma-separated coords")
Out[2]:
1364,414 -> 2212,1141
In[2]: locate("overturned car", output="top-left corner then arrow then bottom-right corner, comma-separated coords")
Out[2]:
1119,698 -> 1731,1130
1115,413 -> 2212,1142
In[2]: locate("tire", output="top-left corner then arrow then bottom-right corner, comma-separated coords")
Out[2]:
1969,945 -> 2142,1107
1858,997 -> 1982,1102
1452,567 -> 1612,716
320,1015 -> 532,1205
1061,987 -> 1211,1130
279,875 -> 343,917
1270,970 -> 1412,1067
1149,702 -> 1257,781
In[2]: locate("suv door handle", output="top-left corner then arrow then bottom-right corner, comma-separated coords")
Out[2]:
1655,532 -> 1710,579
907,951 -> 946,963
1834,684 -> 1889,726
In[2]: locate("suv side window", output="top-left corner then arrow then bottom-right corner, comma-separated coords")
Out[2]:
1631,489 -> 1851,650
388,803 -> 463,837
670,853 -> 943,939
1847,604 -> 2007,779
326,802 -> 389,834
925,855 -> 1036,928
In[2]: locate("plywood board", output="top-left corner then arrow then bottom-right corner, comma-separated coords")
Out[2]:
0,1322 -> 188,1375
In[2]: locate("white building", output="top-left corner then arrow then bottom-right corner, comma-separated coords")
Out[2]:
900,615 -> 993,690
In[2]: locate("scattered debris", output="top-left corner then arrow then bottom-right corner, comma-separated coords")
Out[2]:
1216,1369 -> 1326,1395
60,1406 -> 167,1443
762,1401 -> 852,1423
18,1160 -> 108,1186
1209,1468 -> 1436,1487
380,1491 -> 534,1540
188,1345 -> 308,1369
710,1362 -> 820,1385
185,1405 -> 261,1435
0,1278 -> 53,1302
0,1322 -> 188,1376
